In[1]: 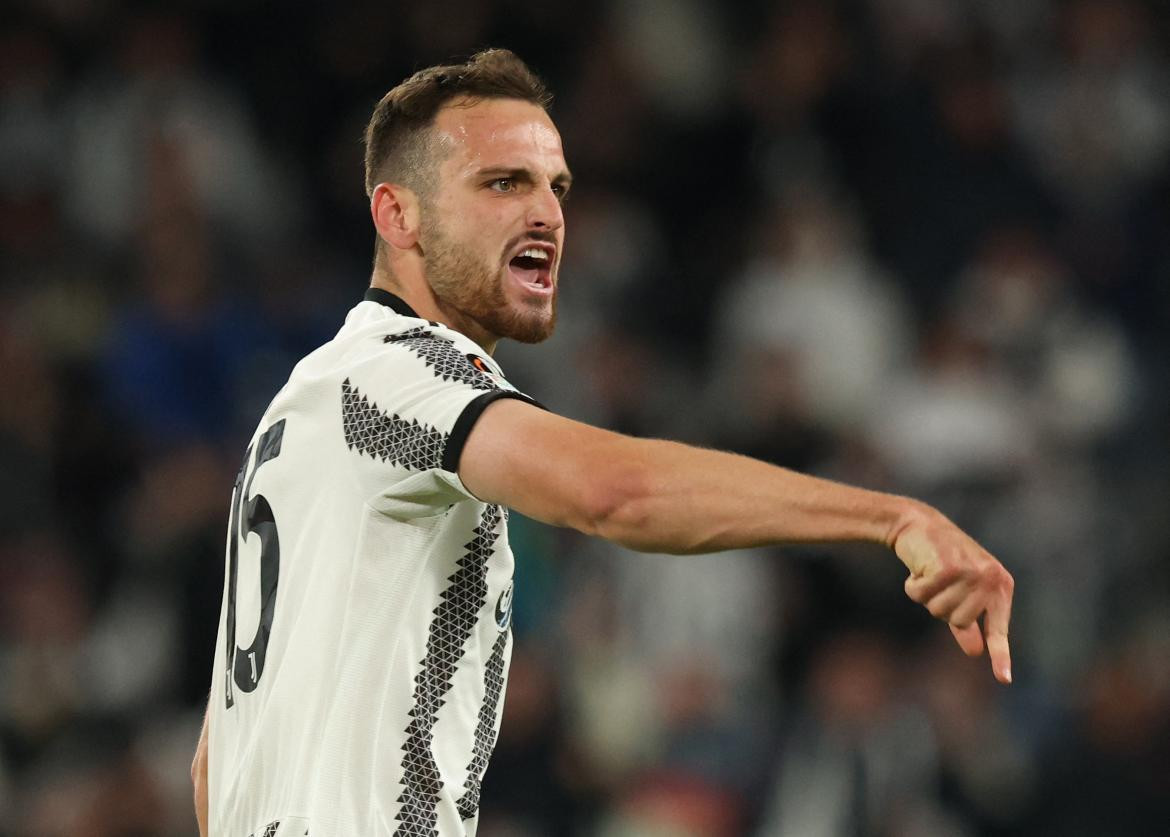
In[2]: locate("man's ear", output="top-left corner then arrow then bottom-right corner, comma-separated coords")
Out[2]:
371,183 -> 422,251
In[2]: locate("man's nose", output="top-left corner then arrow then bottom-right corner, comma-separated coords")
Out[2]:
525,184 -> 564,232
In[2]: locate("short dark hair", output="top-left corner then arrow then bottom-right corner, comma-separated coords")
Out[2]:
362,49 -> 552,198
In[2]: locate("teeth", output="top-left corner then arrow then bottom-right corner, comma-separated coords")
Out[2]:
519,247 -> 549,261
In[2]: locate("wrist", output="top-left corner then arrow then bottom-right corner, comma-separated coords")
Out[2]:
883,495 -> 934,550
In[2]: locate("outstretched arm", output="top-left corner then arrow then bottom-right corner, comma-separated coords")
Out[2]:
458,399 -> 1013,683
192,700 -> 209,837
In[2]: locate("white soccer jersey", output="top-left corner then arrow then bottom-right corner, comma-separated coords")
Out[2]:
208,289 -> 536,837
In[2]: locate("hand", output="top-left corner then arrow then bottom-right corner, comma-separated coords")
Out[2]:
892,504 -> 1014,684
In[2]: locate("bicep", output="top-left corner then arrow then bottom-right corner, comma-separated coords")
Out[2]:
456,398 -> 640,532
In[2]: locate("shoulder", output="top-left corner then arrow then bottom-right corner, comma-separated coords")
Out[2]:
324,301 -> 494,385
291,301 -> 533,427
382,323 -> 518,393
340,301 -> 520,394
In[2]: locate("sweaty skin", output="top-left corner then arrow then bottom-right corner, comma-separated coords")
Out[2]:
371,98 -> 570,352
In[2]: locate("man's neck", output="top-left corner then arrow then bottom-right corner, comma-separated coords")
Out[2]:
368,271 -> 498,355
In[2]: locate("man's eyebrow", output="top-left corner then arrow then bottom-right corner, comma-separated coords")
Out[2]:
475,166 -> 574,188
474,166 -> 528,182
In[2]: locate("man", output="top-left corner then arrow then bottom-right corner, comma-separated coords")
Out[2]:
193,49 -> 1013,837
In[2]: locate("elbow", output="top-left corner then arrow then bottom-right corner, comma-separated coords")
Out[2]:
191,749 -> 204,787
570,453 -> 721,555
192,733 -> 208,786
573,460 -> 655,545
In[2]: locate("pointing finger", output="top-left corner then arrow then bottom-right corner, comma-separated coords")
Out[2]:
984,588 -> 1013,684
985,629 -> 1011,683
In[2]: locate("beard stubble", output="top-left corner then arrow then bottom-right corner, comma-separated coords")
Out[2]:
420,210 -> 557,345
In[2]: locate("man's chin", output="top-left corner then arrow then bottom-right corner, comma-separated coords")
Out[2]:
494,298 -> 556,344
502,313 -> 556,344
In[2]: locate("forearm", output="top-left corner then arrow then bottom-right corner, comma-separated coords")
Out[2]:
589,437 -> 916,554
193,700 -> 209,837
461,401 -> 918,554
462,399 -> 1014,682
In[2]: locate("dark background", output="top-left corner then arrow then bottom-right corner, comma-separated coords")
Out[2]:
1,0 -> 1168,834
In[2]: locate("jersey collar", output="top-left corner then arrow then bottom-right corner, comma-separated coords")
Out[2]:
364,287 -> 421,319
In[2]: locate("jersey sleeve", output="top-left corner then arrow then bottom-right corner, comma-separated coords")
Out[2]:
339,325 -> 541,517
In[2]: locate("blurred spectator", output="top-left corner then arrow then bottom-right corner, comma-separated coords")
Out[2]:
756,631 -> 941,836
64,10 -> 297,254
100,204 -> 288,446
0,22 -> 63,210
1011,0 -> 1170,214
948,226 -> 1138,446
0,533 -> 92,751
478,644 -> 597,836
611,0 -> 732,121
711,187 -> 912,447
865,313 -> 1035,489
0,325 -> 60,537
915,632 -> 1036,832
1033,613 -> 1170,836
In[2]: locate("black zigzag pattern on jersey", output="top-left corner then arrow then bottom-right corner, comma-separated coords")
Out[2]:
394,505 -> 503,837
384,328 -> 499,391
341,379 -> 447,471
455,628 -> 510,821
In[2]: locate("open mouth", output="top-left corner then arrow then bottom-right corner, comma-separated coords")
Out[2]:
507,243 -> 555,296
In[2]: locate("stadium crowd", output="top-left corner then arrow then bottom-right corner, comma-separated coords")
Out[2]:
1,0 -> 1168,834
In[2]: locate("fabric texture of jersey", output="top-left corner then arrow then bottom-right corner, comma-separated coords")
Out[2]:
208,290 -> 536,837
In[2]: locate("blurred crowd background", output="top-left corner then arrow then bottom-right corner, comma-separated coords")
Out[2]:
2,0 -> 1169,834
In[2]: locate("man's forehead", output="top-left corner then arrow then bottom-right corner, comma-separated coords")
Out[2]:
433,98 -> 565,169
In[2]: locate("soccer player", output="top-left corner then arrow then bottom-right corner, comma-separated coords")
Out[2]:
192,49 -> 1013,837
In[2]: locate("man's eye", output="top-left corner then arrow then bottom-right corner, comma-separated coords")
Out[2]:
552,185 -> 569,203
490,178 -> 514,192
